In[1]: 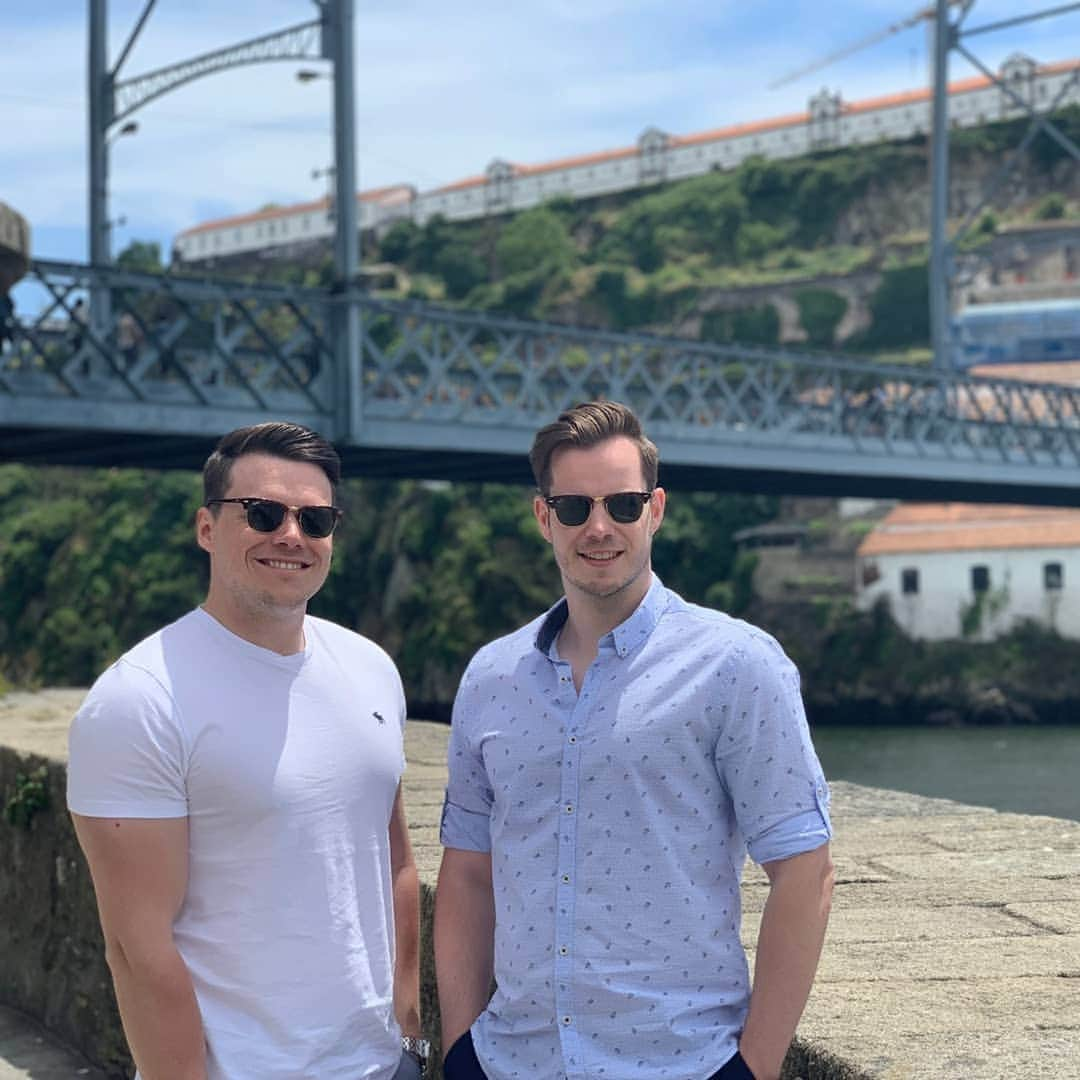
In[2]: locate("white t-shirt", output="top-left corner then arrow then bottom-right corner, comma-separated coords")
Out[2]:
67,608 -> 407,1079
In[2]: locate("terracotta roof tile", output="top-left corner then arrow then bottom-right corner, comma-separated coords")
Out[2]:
672,111 -> 809,147
183,58 -> 1080,231
178,184 -> 415,238
858,503 -> 1080,556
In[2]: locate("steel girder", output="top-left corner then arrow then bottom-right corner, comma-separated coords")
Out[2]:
5,260 -> 1080,497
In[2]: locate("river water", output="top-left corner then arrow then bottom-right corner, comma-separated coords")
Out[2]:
811,724 -> 1080,822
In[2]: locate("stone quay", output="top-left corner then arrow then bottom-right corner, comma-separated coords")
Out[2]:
1,689 -> 1078,1079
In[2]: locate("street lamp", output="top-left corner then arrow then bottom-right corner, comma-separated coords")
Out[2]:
295,68 -> 328,83
108,120 -> 139,145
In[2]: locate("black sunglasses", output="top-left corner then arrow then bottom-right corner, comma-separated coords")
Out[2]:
207,497 -> 343,539
543,491 -> 654,527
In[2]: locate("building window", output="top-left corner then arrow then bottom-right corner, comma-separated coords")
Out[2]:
861,560 -> 880,587
901,568 -> 919,595
971,565 -> 990,593
1045,562 -> 1064,591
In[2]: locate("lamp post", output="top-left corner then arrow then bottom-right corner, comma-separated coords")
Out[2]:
295,8 -> 361,441
312,164 -> 337,222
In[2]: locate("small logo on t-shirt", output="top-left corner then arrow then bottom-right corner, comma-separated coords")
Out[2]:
373,710 -> 385,725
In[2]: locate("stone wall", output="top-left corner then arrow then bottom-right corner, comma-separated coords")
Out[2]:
0,743 -> 443,1079
0,747 -> 130,1076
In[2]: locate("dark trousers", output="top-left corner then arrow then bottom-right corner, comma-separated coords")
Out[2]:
441,1031 -> 755,1079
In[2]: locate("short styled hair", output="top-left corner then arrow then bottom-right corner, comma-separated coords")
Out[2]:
203,422 -> 341,505
529,400 -> 659,494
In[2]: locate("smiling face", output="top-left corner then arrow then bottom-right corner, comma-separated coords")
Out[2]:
196,452 -> 335,646
534,435 -> 665,610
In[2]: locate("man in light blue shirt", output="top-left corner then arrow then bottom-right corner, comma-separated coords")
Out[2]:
435,401 -> 834,1080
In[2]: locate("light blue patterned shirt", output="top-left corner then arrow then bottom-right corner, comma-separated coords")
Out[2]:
441,575 -> 831,1080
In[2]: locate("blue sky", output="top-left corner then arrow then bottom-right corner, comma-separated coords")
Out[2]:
4,1 -> 1079,266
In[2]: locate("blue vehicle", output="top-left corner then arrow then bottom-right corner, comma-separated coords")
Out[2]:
953,299 -> 1080,369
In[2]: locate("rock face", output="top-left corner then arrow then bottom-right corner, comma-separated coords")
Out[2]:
0,201 -> 30,294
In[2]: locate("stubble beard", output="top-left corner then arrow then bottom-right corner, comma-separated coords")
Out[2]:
561,550 -> 651,602
228,579 -> 315,625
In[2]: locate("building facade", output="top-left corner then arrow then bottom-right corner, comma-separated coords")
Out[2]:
855,502 -> 1080,641
174,55 -> 1080,267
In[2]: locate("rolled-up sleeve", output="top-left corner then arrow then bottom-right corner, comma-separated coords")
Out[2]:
440,657 -> 495,853
713,634 -> 832,866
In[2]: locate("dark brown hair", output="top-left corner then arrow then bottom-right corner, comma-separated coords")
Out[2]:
529,400 -> 659,494
203,422 -> 341,505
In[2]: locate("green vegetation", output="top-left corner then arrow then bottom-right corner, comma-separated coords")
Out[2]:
795,287 -> 848,348
115,240 -> 165,275
1034,192 -> 1067,220
770,594 -> 1080,726
348,107 -> 1080,355
356,140 -> 944,347
0,464 -> 775,713
700,304 -> 780,346
5,463 -> 1080,723
200,105 -> 1080,363
4,765 -> 50,829
856,262 -> 929,349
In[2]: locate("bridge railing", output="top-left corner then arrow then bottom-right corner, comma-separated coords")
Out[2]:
3,260 -> 334,417
358,295 -> 1080,469
5,260 -> 1080,475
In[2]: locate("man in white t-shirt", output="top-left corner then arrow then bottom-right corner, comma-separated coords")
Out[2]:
67,422 -> 428,1079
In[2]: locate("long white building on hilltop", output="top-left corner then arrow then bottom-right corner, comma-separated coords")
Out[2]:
174,54 -> 1080,267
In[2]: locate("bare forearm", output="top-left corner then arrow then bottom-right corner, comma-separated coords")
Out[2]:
740,846 -> 834,1080
393,862 -> 422,1037
107,943 -> 207,1080
434,856 -> 495,1050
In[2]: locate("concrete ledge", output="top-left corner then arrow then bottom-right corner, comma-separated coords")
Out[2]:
3,691 -> 1080,1079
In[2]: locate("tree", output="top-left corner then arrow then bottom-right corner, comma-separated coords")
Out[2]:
379,219 -> 419,264
495,207 -> 577,279
795,287 -> 848,348
115,240 -> 163,274
701,304 -> 779,346
1034,193 -> 1067,220
435,243 -> 488,300
411,215 -> 453,274
863,262 -> 930,348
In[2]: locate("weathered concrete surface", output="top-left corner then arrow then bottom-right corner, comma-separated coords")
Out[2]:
3,691 -> 1080,1080
0,1003 -> 104,1079
0,201 -> 30,293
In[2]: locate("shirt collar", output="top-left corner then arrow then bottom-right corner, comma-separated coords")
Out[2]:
534,573 -> 667,660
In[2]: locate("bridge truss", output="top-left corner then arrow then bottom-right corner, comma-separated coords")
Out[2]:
4,260 -> 1080,502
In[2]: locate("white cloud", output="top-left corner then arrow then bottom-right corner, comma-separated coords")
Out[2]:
4,0 -> 1080,262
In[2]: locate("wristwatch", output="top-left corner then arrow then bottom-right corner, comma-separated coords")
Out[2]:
401,1035 -> 431,1074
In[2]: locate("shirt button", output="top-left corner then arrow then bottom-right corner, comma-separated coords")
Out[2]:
559,945 -> 568,955
565,804 -> 574,814
562,1016 -> 571,1026
568,735 -> 577,744
562,874 -> 570,883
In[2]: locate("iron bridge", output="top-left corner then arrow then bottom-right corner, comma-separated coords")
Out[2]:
3,259 -> 1080,503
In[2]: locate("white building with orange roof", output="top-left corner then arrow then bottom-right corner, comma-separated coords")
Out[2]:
856,502 -> 1080,641
174,54 -> 1080,267
173,184 -> 415,265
